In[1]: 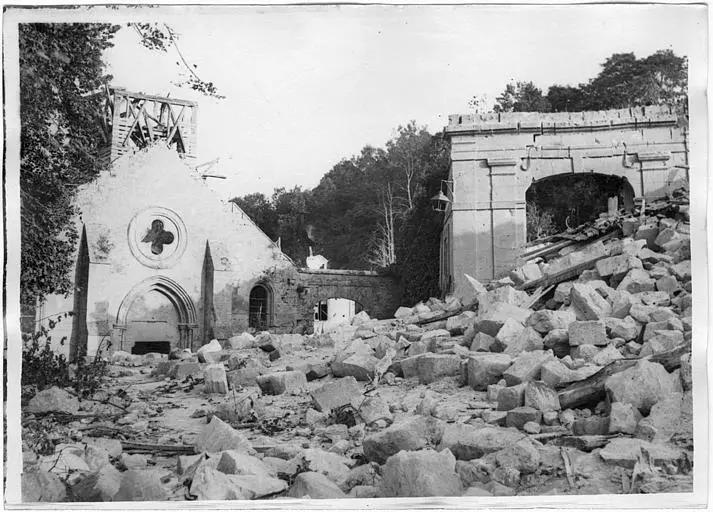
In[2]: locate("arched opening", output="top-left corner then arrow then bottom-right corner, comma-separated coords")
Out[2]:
312,297 -> 364,334
115,276 -> 197,354
249,284 -> 272,330
526,173 -> 635,242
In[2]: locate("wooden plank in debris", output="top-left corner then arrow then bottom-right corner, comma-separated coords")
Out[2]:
557,345 -> 688,410
415,308 -> 465,326
557,358 -> 638,409
120,441 -> 196,455
518,255 -> 608,291
551,435 -> 613,451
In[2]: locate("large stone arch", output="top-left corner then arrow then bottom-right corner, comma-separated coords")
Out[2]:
442,106 -> 689,294
113,275 -> 198,351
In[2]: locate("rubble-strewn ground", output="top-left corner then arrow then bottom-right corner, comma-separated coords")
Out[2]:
20,193 -> 694,501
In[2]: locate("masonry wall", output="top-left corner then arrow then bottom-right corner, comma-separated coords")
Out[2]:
40,145 -> 293,357
443,105 -> 689,298
266,267 -> 402,333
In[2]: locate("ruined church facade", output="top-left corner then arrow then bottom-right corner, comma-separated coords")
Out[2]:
38,89 -> 402,359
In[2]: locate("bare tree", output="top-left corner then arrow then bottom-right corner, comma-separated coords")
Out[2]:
386,121 -> 431,211
367,184 -> 396,267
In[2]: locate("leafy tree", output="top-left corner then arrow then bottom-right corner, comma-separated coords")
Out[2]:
394,133 -> 450,303
20,23 -> 120,307
546,84 -> 586,112
229,193 -> 278,239
494,81 -> 550,113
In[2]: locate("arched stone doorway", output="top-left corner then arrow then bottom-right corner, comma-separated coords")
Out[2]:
525,173 -> 636,242
249,284 -> 273,330
114,276 -> 198,354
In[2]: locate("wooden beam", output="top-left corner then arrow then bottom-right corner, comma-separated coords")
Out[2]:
166,105 -> 186,148
121,101 -> 146,146
110,87 -> 198,107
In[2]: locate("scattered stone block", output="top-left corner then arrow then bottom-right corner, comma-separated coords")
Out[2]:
526,310 -> 576,334
71,464 -> 121,502
194,416 -> 253,453
363,415 -> 445,464
591,345 -> 624,366
497,383 -> 526,411
288,471 -> 346,499
599,438 -> 685,469
380,449 -> 462,497
524,381 -> 560,411
331,351 -> 379,381
22,471 -> 67,502
605,316 -> 641,341
227,332 -> 255,350
196,339 -> 222,363
228,366 -> 263,388
204,364 -> 229,394
439,423 -> 523,460
639,330 -> 684,357
311,376 -> 362,413
568,320 -> 607,346
635,392 -> 685,443
608,402 -> 641,434
605,360 -> 678,414
170,362 -> 206,380
413,353 -> 462,384
617,268 -> 656,294
467,353 -> 513,390
256,371 -> 308,395
573,415 -> 609,435
502,350 -> 554,386
595,255 -> 642,279
506,406 -> 542,429
114,470 -> 168,501
470,332 -> 496,352
503,327 -> 543,356
27,387 -> 80,415
571,283 -> 612,320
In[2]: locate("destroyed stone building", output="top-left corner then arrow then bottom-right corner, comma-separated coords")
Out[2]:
22,94 -> 704,502
36,89 -> 401,359
439,106 -> 689,300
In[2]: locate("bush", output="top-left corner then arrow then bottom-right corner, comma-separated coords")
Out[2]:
22,314 -> 110,399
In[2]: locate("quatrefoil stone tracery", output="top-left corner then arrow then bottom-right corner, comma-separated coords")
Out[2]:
127,207 -> 187,269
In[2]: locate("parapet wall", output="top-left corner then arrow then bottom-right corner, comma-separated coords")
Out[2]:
447,105 -> 679,133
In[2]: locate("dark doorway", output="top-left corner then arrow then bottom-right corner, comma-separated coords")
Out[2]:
131,341 -> 171,355
249,284 -> 271,330
526,174 -> 635,242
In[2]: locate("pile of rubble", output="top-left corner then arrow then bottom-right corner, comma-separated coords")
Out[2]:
20,192 -> 694,501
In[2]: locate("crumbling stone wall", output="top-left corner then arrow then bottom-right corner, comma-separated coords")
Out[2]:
266,267 -> 402,333
442,105 -> 689,297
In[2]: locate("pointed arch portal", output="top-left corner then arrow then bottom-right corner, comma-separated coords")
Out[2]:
114,276 -> 198,353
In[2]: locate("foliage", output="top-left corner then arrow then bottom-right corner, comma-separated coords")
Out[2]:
232,124 -> 449,304
481,50 -> 687,114
494,81 -> 550,113
393,133 -> 450,304
129,23 -> 225,99
21,328 -> 71,394
22,313 -> 109,399
19,23 -> 120,306
525,201 -> 557,242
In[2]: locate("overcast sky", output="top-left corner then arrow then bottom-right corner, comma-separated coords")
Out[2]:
100,4 -> 706,198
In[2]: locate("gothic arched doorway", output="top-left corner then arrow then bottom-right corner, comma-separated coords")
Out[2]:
249,284 -> 272,330
115,276 -> 198,354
